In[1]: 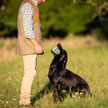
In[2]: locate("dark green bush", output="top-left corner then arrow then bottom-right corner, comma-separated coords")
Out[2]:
0,0 -> 108,38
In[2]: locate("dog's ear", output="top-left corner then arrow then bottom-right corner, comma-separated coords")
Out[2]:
51,49 -> 55,55
57,43 -> 62,50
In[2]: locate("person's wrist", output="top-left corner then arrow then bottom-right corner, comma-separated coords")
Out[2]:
34,44 -> 40,50
34,45 -> 37,50
34,42 -> 39,48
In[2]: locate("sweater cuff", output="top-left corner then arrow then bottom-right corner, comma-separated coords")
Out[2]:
25,35 -> 35,39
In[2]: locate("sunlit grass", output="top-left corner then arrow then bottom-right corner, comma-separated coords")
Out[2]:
0,43 -> 108,108
0,41 -> 4,48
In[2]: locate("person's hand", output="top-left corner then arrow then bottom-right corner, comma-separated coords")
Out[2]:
35,43 -> 44,55
30,38 -> 44,55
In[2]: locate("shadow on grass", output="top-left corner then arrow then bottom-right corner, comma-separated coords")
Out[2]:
30,82 -> 72,105
31,82 -> 92,106
31,82 -> 53,105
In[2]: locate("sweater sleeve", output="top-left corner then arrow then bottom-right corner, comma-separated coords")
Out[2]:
20,2 -> 35,39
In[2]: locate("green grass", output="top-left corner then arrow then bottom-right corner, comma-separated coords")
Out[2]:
0,45 -> 108,108
0,42 -> 4,48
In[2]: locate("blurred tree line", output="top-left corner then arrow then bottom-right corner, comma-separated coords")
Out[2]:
0,0 -> 108,38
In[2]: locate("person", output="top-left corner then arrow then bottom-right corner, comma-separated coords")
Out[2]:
16,0 -> 45,107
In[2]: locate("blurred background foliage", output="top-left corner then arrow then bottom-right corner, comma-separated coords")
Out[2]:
0,0 -> 108,38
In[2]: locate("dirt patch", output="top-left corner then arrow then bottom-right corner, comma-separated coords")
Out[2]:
0,38 -> 17,63
0,36 -> 107,63
43,35 -> 108,49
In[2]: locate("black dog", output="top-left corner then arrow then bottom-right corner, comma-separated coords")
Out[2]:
48,43 -> 90,103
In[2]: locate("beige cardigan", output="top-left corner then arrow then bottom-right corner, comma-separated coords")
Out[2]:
16,0 -> 41,56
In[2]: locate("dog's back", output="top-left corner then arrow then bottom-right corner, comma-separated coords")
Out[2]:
58,68 -> 90,92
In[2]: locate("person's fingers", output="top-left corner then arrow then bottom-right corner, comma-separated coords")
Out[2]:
37,50 -> 44,55
36,49 -> 44,54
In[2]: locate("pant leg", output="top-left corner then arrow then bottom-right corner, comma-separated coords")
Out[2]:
19,54 -> 37,105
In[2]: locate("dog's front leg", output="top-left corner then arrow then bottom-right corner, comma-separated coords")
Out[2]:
57,84 -> 62,102
53,87 -> 57,104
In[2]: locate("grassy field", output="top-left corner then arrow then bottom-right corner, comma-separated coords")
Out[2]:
0,37 -> 108,108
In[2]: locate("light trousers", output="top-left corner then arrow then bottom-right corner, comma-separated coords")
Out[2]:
19,54 -> 37,105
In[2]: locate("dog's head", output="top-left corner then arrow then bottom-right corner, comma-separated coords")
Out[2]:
51,43 -> 67,68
